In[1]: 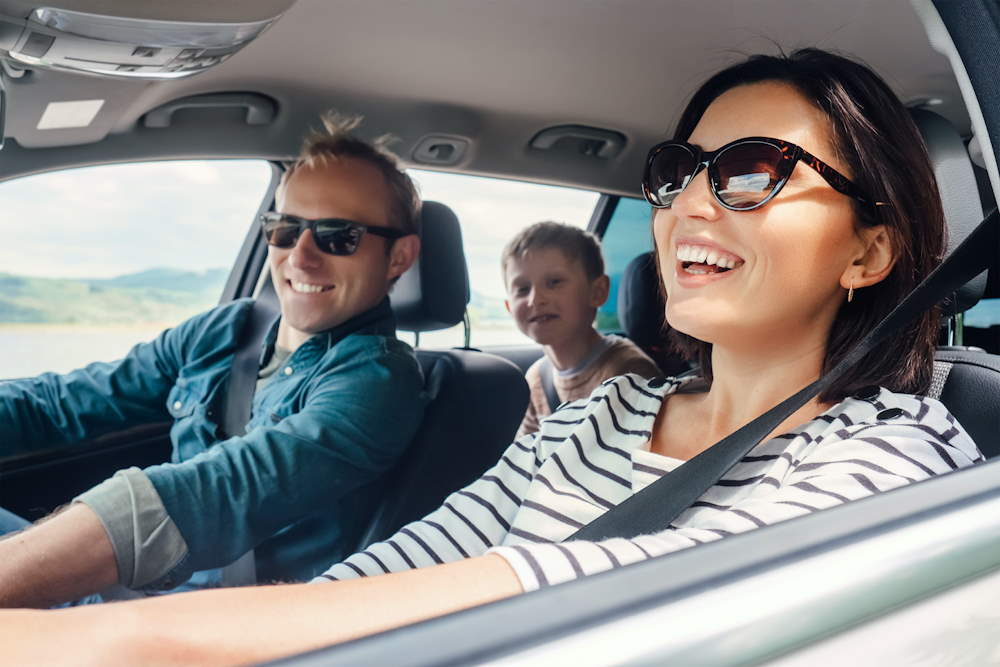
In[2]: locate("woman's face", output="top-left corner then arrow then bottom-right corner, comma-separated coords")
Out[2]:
653,81 -> 871,354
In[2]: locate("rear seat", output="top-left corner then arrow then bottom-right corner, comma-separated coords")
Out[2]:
617,250 -> 691,377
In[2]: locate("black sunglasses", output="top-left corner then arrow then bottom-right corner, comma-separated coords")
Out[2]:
641,136 -> 882,211
260,212 -> 410,256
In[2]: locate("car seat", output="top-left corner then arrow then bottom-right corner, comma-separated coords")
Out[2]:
349,201 -> 530,548
912,108 -> 1000,458
617,251 -> 692,377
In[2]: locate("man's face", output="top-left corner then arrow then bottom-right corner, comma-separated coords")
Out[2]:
269,157 -> 414,350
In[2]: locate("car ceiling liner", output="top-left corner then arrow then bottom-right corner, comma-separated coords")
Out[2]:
0,0 -> 296,148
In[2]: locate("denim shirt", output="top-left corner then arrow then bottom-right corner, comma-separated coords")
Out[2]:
0,297 -> 426,585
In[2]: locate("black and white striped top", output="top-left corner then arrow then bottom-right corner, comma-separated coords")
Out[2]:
318,374 -> 984,591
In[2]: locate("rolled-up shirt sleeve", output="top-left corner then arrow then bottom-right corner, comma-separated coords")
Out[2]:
74,467 -> 188,589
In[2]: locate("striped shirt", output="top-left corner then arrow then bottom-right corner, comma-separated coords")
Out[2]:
318,374 -> 984,592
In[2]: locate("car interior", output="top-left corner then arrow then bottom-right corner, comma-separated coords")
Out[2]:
0,0 -> 999,663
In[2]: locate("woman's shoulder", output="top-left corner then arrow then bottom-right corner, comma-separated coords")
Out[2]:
532,373 -> 692,444
808,386 -> 984,465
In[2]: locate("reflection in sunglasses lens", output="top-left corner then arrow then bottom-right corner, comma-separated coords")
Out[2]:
651,146 -> 696,207
715,143 -> 782,209
316,223 -> 362,255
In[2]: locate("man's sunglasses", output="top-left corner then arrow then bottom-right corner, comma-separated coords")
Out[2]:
641,136 -> 882,211
260,212 -> 410,256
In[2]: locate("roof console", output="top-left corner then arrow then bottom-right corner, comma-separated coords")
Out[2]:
0,3 -> 291,79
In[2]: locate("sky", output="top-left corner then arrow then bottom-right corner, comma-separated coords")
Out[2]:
0,160 -> 598,303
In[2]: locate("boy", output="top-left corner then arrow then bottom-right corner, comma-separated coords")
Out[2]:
502,221 -> 660,435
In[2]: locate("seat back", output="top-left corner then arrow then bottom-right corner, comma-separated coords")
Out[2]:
349,201 -> 528,548
914,108 -> 999,457
617,251 -> 690,376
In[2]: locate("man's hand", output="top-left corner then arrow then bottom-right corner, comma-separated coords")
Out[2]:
0,503 -> 118,608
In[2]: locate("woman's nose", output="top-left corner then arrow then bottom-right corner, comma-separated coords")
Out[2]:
288,229 -> 324,269
668,168 -> 721,222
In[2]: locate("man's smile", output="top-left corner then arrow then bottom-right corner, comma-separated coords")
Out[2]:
288,280 -> 335,294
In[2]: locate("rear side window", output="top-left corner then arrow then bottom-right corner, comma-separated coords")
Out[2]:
597,197 -> 654,333
407,169 -> 599,347
0,160 -> 273,379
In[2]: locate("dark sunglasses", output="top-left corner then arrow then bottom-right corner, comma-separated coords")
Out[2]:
641,136 -> 882,211
260,212 -> 410,256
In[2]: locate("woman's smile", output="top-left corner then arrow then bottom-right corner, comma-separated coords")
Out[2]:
674,240 -> 745,288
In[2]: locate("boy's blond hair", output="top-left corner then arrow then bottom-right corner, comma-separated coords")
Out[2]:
501,221 -> 605,282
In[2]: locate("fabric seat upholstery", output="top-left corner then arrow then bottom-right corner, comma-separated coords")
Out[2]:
912,109 -> 1000,458
617,251 -> 690,377
349,201 -> 529,549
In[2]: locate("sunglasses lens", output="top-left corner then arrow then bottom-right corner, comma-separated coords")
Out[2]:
263,220 -> 301,248
645,144 -> 697,208
714,142 -> 784,209
314,222 -> 364,255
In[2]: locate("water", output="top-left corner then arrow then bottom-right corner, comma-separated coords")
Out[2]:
0,325 -> 165,378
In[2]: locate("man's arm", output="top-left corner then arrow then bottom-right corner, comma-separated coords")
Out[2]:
138,340 -> 426,586
0,504 -> 117,608
0,555 -> 522,665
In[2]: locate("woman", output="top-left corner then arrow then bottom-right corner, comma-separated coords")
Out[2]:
0,48 -> 984,664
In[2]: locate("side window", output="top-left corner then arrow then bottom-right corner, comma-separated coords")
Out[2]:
407,169 -> 599,347
596,197 -> 654,333
0,160 -> 273,378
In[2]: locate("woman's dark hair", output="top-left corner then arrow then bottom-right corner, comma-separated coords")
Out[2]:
663,48 -> 945,402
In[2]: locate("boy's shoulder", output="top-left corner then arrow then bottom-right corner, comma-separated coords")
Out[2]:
597,334 -> 660,377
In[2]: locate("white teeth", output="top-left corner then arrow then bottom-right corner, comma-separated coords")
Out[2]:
291,281 -> 328,294
676,244 -> 741,269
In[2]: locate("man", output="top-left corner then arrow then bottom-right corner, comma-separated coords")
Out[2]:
0,113 -> 426,608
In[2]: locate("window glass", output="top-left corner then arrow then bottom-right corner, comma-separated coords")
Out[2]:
406,170 -> 599,347
964,298 -> 1000,329
596,197 -> 654,332
0,160 -> 273,378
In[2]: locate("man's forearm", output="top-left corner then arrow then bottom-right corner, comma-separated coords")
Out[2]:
0,503 -> 118,608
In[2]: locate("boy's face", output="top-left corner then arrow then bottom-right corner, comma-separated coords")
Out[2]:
504,246 -> 609,346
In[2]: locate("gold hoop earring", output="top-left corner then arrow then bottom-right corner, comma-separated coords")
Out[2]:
848,280 -> 854,303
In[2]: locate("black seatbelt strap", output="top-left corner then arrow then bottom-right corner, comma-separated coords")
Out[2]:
538,357 -> 561,413
220,298 -> 279,439
571,208 -> 999,542
218,298 -> 278,586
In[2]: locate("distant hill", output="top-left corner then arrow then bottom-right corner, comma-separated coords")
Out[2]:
88,267 -> 229,292
0,268 -> 228,325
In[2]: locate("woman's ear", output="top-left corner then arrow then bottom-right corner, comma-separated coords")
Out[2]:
840,225 -> 894,290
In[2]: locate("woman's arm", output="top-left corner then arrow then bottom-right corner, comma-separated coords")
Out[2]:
0,554 -> 522,666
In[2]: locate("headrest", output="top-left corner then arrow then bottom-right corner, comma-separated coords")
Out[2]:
617,251 -> 664,348
910,108 -> 987,313
392,200 -> 470,332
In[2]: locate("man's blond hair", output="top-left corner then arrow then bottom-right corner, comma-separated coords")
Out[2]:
279,112 -> 421,238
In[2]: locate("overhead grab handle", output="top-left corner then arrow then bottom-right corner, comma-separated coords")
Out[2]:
143,92 -> 277,129
529,124 -> 626,159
